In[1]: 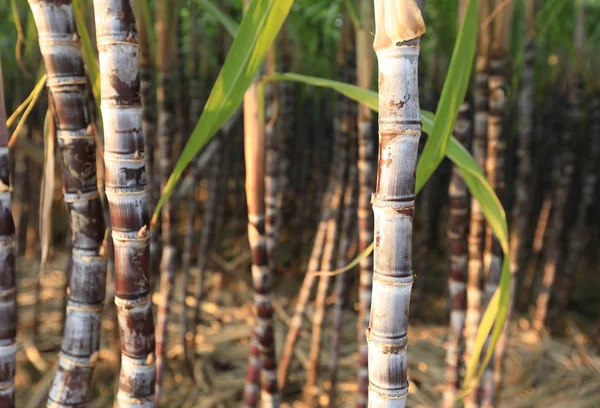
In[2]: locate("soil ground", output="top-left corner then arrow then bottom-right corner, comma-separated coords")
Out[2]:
13,252 -> 600,408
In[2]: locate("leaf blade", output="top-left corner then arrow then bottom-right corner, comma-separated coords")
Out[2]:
415,0 -> 477,192
152,0 -> 294,221
198,0 -> 239,37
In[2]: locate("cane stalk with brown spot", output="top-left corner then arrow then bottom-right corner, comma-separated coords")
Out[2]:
92,1 -> 156,405
27,1 -> 108,405
367,1 -> 425,406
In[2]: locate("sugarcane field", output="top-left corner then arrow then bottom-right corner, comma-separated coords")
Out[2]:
1,0 -> 599,407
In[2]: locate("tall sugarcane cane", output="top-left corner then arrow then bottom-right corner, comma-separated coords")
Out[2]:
464,1 -> 491,406
27,2 -> 108,405
305,38 -> 352,399
329,24 -> 358,403
242,76 -> 280,407
443,102 -> 471,408
277,197 -> 328,389
0,57 -> 17,408
532,0 -> 580,334
355,2 -> 375,406
368,1 -> 425,406
494,0 -> 537,400
180,4 -> 202,375
480,2 -> 512,405
443,4 -> 471,406
154,0 -> 179,402
508,0 -> 536,303
92,1 -> 156,406
329,111 -> 358,406
552,0 -> 591,318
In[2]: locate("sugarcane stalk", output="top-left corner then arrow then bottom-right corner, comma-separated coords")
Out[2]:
355,2 -> 375,406
0,56 -> 17,408
27,2 -> 108,405
554,97 -> 598,315
552,0 -> 592,318
153,1 -> 179,403
191,139 -> 222,333
264,46 -> 280,280
481,3 -> 513,405
443,102 -> 471,408
443,5 -> 472,406
493,1 -> 537,401
367,1 -> 425,406
242,78 -> 280,408
92,1 -> 156,406
508,0 -> 536,302
464,2 -> 491,406
532,0 -> 581,334
329,125 -> 358,407
277,204 -> 328,390
305,69 -> 351,403
278,101 -> 342,388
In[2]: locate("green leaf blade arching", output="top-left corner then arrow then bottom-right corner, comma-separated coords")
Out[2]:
153,0 -> 294,221
265,72 -> 379,112
198,0 -> 239,38
415,0 -> 477,192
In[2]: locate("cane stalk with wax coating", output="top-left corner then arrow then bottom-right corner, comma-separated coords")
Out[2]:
0,57 -> 17,408
367,1 -> 425,406
92,1 -> 156,405
27,1 -> 108,405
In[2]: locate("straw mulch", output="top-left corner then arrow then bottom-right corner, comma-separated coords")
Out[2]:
13,256 -> 600,407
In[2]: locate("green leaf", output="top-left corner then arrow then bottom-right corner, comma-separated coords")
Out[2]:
72,0 -> 100,113
415,0 -> 477,192
152,0 -> 294,222
197,0 -> 239,37
264,72 -> 379,111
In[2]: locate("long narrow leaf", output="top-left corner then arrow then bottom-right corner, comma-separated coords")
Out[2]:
152,0 -> 294,221
415,0 -> 477,192
198,0 -> 239,37
72,0 -> 100,112
8,73 -> 47,148
265,72 -> 378,111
